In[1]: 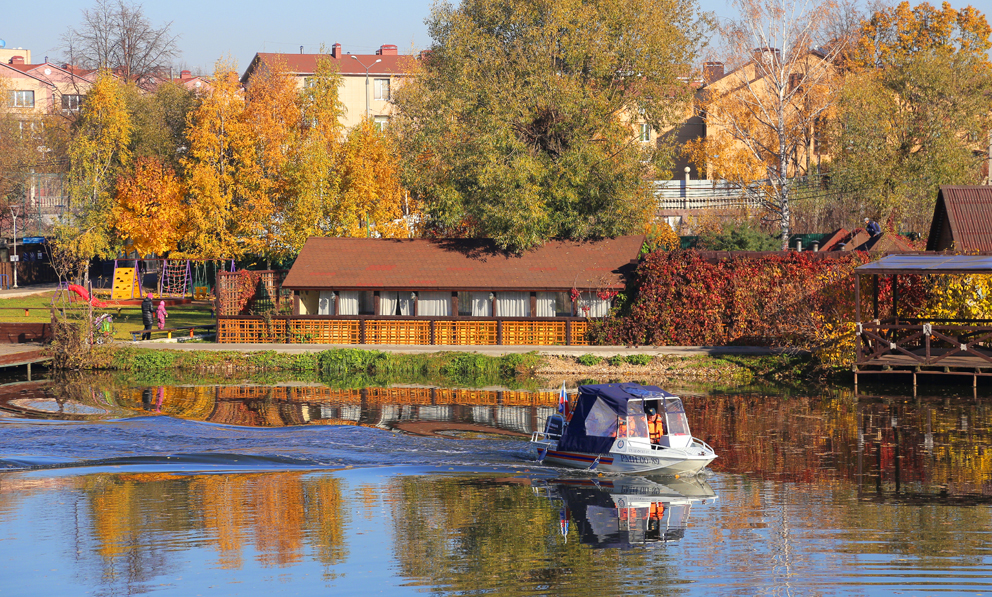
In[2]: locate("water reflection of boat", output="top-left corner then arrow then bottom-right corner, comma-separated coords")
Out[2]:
530,383 -> 717,474
533,475 -> 716,548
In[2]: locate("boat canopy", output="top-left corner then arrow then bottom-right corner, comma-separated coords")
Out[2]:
558,383 -> 678,454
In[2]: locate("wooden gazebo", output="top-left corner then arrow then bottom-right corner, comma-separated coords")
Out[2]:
854,254 -> 992,388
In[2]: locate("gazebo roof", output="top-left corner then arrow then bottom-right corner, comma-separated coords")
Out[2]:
856,254 -> 992,275
282,236 -> 645,292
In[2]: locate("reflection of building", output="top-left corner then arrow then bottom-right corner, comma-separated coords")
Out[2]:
241,44 -> 409,131
534,476 -> 716,548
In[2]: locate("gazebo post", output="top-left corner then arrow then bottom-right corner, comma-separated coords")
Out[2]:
892,274 -> 899,322
872,274 -> 879,321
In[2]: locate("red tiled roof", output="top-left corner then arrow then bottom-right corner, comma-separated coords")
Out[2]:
282,237 -> 645,291
926,186 -> 992,252
243,52 -> 411,83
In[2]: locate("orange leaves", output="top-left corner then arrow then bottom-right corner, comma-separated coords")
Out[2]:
853,1 -> 992,69
112,158 -> 184,256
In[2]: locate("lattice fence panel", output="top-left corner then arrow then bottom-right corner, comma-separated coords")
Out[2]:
289,387 -> 363,403
570,321 -> 590,346
501,321 -> 567,345
366,320 -> 431,345
216,273 -> 242,316
288,319 -> 360,344
502,391 -> 557,406
367,387 -> 433,404
435,321 -> 499,345
451,389 -> 499,405
217,318 -> 286,343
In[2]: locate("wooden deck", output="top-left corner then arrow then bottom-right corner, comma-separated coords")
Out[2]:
855,321 -> 992,384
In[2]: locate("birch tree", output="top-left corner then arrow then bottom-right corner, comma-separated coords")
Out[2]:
689,0 -> 843,248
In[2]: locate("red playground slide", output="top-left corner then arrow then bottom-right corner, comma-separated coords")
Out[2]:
67,284 -> 110,308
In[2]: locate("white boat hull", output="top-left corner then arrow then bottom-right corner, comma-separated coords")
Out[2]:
535,441 -> 716,475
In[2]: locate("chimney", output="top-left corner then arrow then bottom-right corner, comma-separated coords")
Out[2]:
10,56 -> 25,65
331,43 -> 342,58
752,47 -> 781,66
703,61 -> 724,84
376,44 -> 398,56
180,70 -> 192,80
300,45 -> 304,54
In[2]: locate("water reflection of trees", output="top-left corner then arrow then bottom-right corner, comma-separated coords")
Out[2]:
690,394 -> 992,494
69,473 -> 348,586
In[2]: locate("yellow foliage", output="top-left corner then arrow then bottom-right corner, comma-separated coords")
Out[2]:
112,158 -> 185,255
644,219 -> 680,251
918,274 -> 992,320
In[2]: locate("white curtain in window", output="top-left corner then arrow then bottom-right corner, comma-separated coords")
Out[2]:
417,292 -> 451,316
536,292 -> 556,317
380,291 -> 398,315
496,292 -> 530,317
318,291 -> 334,315
398,295 -> 413,316
337,291 -> 359,315
471,292 -> 491,316
578,294 -> 611,318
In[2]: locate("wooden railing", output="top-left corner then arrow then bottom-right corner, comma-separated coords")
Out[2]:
217,315 -> 591,346
856,319 -> 992,366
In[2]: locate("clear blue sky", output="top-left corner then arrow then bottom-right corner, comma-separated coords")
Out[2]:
3,0 -> 731,75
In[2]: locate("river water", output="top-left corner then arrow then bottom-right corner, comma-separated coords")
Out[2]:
1,374 -> 991,596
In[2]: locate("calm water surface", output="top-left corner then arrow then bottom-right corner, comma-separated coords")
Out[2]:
1,376 -> 992,596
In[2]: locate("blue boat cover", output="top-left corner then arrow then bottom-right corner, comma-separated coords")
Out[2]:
557,383 -> 676,455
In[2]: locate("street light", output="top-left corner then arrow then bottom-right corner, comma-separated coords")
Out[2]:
9,205 -> 18,288
350,55 -> 381,119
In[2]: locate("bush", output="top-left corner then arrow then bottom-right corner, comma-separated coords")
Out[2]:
608,355 -> 626,367
577,354 -> 602,366
625,354 -> 653,366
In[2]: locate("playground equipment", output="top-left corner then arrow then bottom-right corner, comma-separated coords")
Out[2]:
110,258 -> 236,300
68,284 -> 110,308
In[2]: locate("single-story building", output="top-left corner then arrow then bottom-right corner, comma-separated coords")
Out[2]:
216,236 -> 644,345
926,186 -> 992,252
282,236 -> 643,319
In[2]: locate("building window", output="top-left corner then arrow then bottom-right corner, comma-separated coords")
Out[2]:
61,94 -> 82,112
639,123 -> 652,143
374,78 -> 390,101
373,115 -> 389,131
9,90 -> 35,108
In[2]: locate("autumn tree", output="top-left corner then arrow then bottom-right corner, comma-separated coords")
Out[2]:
111,157 -> 185,255
0,78 -> 38,219
393,0 -> 709,252
60,70 -> 133,278
124,80 -> 199,170
280,53 -> 345,253
60,0 -> 180,89
181,59 -> 264,260
828,1 -> 992,232
336,118 -> 413,238
685,0 -> 844,249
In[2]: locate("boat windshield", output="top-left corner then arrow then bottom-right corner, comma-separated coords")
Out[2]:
623,400 -> 649,439
663,398 -> 691,435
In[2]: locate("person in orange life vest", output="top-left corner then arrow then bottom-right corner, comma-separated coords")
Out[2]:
612,416 -> 628,437
647,407 -> 664,443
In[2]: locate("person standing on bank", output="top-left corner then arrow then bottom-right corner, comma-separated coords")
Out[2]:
156,300 -> 168,330
141,293 -> 154,340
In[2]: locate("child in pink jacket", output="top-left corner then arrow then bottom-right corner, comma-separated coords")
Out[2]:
156,301 -> 168,330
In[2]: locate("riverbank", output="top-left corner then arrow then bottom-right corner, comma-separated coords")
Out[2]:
73,343 -> 812,388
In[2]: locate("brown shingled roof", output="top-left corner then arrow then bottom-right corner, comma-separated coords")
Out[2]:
926,186 -> 992,252
242,51 -> 410,83
282,237 -> 645,292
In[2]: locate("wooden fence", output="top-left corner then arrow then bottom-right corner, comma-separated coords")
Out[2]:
217,316 -> 590,346
855,318 -> 992,382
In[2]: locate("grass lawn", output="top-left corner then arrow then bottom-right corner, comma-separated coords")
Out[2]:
0,290 -> 217,340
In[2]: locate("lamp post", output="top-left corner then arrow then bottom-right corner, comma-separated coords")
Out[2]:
10,205 -> 18,288
350,56 -> 381,119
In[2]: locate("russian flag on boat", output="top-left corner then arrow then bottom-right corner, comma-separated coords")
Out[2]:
557,382 -> 568,414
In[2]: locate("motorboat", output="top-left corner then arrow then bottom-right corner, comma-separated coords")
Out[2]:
530,382 -> 717,474
532,475 -> 717,548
